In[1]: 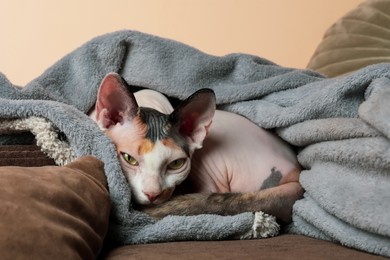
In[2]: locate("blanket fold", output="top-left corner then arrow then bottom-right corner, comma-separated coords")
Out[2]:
0,30 -> 389,257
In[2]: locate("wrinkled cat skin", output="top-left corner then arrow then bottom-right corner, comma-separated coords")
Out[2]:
89,72 -> 303,224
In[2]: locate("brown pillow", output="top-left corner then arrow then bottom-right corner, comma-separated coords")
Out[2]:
307,0 -> 390,77
0,156 -> 110,260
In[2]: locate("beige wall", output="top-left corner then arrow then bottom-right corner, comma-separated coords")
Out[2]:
0,0 -> 363,86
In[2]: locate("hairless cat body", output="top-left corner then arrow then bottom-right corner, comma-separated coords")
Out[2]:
89,73 -> 303,224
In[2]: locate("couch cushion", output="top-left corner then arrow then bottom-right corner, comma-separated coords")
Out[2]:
0,156 -> 110,260
307,0 -> 390,77
105,234 -> 386,260
0,145 -> 55,167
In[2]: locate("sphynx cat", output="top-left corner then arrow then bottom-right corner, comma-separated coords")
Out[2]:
89,73 -> 303,224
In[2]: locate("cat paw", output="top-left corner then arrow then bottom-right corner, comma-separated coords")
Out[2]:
240,211 -> 280,239
252,211 -> 280,238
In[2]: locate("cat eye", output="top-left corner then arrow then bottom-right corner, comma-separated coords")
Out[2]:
122,153 -> 139,166
167,158 -> 186,170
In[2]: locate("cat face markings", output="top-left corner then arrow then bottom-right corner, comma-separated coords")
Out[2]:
118,137 -> 190,204
108,116 -> 191,205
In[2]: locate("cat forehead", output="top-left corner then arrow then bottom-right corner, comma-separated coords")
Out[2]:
139,107 -> 170,141
139,138 -> 187,159
138,107 -> 189,155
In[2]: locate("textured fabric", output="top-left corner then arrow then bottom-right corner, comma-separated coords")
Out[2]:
0,145 -> 55,166
0,156 -> 110,260
0,117 -> 76,165
0,30 -> 389,256
307,0 -> 390,77
105,235 -> 387,260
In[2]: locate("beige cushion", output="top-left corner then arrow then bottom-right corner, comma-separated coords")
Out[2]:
0,156 -> 110,260
307,0 -> 390,77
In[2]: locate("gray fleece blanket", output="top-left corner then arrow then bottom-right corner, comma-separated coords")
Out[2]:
0,30 -> 389,257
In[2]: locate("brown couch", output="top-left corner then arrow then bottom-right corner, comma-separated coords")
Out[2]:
0,144 -> 385,259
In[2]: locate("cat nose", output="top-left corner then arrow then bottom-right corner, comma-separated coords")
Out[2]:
144,192 -> 161,202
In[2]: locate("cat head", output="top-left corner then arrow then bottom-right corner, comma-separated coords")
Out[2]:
94,72 -> 216,205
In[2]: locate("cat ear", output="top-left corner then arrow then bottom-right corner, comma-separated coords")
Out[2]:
171,89 -> 216,151
95,72 -> 139,129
